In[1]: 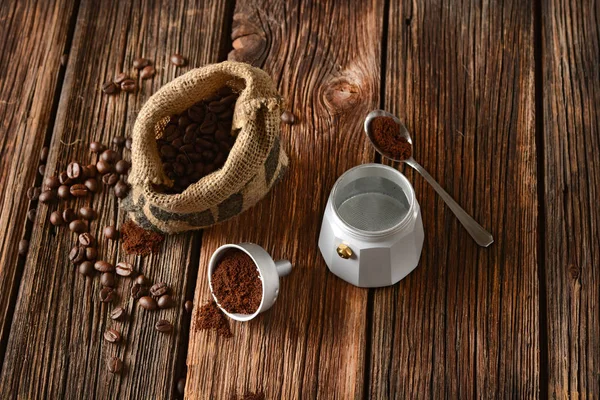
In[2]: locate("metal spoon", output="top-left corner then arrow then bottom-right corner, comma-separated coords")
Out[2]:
364,109 -> 493,247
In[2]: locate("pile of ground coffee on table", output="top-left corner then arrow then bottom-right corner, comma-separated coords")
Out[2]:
121,219 -> 164,256
211,249 -> 262,314
196,301 -> 232,338
371,116 -> 412,160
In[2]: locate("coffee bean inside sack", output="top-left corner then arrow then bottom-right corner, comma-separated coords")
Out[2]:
155,86 -> 238,194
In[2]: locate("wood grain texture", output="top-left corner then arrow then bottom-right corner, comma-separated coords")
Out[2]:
542,0 -> 600,397
0,0 -> 77,359
0,0 -> 230,398
186,1 -> 383,398
370,0 -> 539,398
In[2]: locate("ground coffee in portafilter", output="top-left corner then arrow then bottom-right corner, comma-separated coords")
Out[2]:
371,116 -> 412,160
211,249 -> 262,315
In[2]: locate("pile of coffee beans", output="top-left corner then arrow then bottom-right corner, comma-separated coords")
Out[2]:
156,86 -> 238,193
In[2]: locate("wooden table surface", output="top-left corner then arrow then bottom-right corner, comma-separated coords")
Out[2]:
0,0 -> 598,398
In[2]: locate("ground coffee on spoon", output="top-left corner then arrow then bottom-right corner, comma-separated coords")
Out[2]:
371,116 -> 412,160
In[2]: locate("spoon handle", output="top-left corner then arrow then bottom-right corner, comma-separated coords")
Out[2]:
404,158 -> 494,247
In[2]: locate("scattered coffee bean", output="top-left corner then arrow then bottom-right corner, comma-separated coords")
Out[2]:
18,239 -> 28,255
113,136 -> 126,147
115,160 -> 130,174
44,176 -> 61,189
134,274 -> 150,286
130,283 -> 145,299
90,141 -> 106,153
38,164 -> 45,176
39,190 -> 55,203
157,294 -> 175,309
100,272 -> 115,287
85,247 -> 97,261
100,149 -> 119,163
96,160 -> 113,175
84,178 -> 100,193
176,377 -> 186,396
184,300 -> 193,313
103,328 -> 121,343
110,307 -> 125,321
140,65 -> 155,79
115,261 -> 134,277
102,81 -> 119,95
94,261 -> 114,272
170,53 -> 187,66
281,110 -> 296,125
26,187 -> 41,201
78,261 -> 95,277
155,319 -> 173,333
79,206 -> 97,220
102,173 -> 119,186
114,180 -> 130,198
78,232 -> 95,247
114,73 -> 128,84
125,137 -> 132,150
40,146 -> 49,163
67,162 -> 82,180
59,171 -> 72,185
150,282 -> 169,297
106,357 -> 122,374
85,164 -> 98,177
69,219 -> 87,233
121,79 -> 136,93
50,211 -> 64,226
62,208 -> 76,223
138,296 -> 158,310
99,287 -> 116,303
104,225 -> 119,240
69,246 -> 86,264
57,185 -> 71,199
70,183 -> 89,197
133,57 -> 150,69
27,208 -> 36,222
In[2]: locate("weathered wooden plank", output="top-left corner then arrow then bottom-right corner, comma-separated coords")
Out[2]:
0,0 -> 231,398
186,1 -> 383,398
370,0 -> 539,398
0,0 -> 78,359
542,0 -> 600,397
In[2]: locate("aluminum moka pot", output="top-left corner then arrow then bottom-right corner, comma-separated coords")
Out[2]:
318,164 -> 424,287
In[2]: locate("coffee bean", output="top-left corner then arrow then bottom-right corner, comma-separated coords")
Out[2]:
50,211 -> 64,226
115,261 -> 134,277
70,184 -> 88,197
133,57 -> 149,69
140,65 -> 155,79
38,164 -> 45,176
81,166 -> 92,179
100,272 -> 115,287
79,206 -> 97,220
138,296 -> 158,310
90,141 -> 106,153
176,377 -> 186,396
18,239 -> 28,255
170,53 -> 187,66
27,208 -> 36,222
102,173 -> 119,186
94,261 -> 114,273
59,171 -> 72,185
115,160 -> 130,174
39,190 -> 55,204
110,307 -> 125,321
125,137 -> 132,150
188,105 -> 205,122
199,120 -> 216,135
106,357 -> 122,374
69,246 -> 86,264
157,294 -> 175,309
57,185 -> 71,199
134,275 -> 150,286
40,146 -> 49,163
85,247 -> 97,261
102,81 -> 119,95
27,187 -> 41,201
78,232 -> 95,247
214,130 -> 229,142
114,73 -> 128,84
113,136 -> 126,147
208,101 -> 227,113
69,219 -> 87,233
130,283 -> 146,299
78,261 -> 95,277
44,176 -> 61,189
104,328 -> 121,343
114,180 -> 130,198
150,282 -> 169,297
121,79 -> 136,93
155,319 -> 173,333
99,287 -> 116,303
67,162 -> 82,180
100,149 -> 119,163
103,225 -> 119,240
62,208 -> 76,223
96,160 -> 113,175
184,300 -> 193,313
160,145 -> 177,158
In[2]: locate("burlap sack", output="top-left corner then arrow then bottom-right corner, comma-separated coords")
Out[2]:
123,61 -> 288,234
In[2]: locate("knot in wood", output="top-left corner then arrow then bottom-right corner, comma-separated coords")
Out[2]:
322,78 -> 362,113
568,264 -> 580,280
